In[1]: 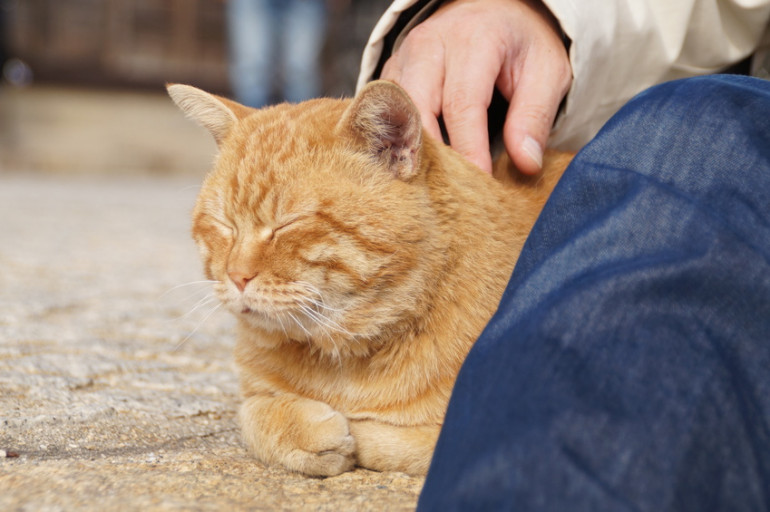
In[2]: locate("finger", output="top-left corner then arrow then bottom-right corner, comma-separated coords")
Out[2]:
441,45 -> 501,174
501,48 -> 571,175
381,36 -> 445,143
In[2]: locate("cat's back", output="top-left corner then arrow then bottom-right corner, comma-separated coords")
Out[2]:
422,140 -> 571,256
494,149 -> 572,203
488,148 -> 572,237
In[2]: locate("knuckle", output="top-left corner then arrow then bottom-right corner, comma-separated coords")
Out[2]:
519,106 -> 554,136
403,22 -> 441,50
443,89 -> 482,121
525,105 -> 553,125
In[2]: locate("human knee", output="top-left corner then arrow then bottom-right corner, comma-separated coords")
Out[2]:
622,75 -> 767,138
581,75 -> 769,172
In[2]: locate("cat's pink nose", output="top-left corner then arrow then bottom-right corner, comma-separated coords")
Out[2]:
228,270 -> 256,292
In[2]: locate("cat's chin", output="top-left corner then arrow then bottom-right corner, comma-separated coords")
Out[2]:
234,306 -> 313,341
234,306 -> 364,357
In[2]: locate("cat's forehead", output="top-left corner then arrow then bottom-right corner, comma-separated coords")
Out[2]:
220,155 -> 318,216
223,102 -> 342,173
238,99 -> 345,143
203,168 -> 318,229
210,106 -> 346,219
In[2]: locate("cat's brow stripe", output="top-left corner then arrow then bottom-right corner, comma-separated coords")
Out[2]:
315,211 -> 397,255
286,223 -> 369,288
298,255 -> 367,288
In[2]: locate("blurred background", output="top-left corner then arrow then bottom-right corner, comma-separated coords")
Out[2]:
0,0 -> 391,175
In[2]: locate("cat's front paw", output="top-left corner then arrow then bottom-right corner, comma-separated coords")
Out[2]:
240,395 -> 355,477
284,400 -> 356,476
350,419 -> 440,475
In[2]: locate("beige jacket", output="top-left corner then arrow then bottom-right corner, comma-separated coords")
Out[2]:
358,0 -> 770,150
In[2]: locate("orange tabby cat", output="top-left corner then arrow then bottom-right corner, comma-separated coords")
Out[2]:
168,80 -> 571,477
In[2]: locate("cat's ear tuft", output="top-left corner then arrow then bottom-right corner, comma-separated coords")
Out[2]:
166,83 -> 250,146
340,80 -> 423,180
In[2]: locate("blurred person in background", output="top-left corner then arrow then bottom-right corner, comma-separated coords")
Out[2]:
0,2 -> 6,80
225,0 -> 330,107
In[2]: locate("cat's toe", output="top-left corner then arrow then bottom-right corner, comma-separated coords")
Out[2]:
309,447 -> 356,476
281,403 -> 356,476
285,437 -> 355,477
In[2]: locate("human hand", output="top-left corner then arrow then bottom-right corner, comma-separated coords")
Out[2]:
381,0 -> 571,174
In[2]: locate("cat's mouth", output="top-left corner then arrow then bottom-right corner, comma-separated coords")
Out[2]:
236,303 -> 269,321
234,299 -> 281,318
219,293 -> 264,319
230,299 -> 303,332
222,283 -> 347,340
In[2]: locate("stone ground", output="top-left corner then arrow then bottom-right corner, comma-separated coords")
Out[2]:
0,86 -> 423,510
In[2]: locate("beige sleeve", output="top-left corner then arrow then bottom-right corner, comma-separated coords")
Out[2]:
544,0 -> 770,149
357,0 -> 425,93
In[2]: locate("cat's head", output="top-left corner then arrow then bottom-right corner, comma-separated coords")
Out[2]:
168,81 -> 443,357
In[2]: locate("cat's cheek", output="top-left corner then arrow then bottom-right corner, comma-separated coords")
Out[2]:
195,247 -> 213,278
195,230 -> 234,282
196,247 -> 223,284
238,324 -> 284,348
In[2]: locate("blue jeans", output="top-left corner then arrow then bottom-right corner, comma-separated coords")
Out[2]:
418,75 -> 770,511
226,0 -> 327,107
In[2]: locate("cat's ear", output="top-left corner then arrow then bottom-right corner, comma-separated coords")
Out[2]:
166,83 -> 251,146
339,80 -> 422,180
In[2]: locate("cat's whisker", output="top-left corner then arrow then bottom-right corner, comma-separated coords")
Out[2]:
298,307 -> 343,362
295,281 -> 346,313
287,311 -> 313,338
176,294 -> 220,321
275,313 -> 290,339
298,304 -> 330,332
296,281 -> 323,297
303,296 -> 345,313
174,285 -> 218,305
175,184 -> 203,193
174,302 -> 223,352
160,280 -> 221,326
190,292 -> 220,312
298,302 -> 351,337
295,282 -> 335,305
158,280 -> 219,300
326,338 -> 343,365
190,291 -> 217,307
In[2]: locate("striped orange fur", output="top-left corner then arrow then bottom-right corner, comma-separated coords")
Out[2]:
168,81 -> 572,476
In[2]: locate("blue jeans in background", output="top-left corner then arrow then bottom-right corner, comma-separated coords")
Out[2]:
418,75 -> 770,511
226,0 -> 327,108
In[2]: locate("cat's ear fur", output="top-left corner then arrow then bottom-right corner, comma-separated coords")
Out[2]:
339,80 -> 423,180
166,83 -> 251,146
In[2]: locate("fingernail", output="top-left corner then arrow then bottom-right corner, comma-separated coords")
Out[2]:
522,136 -> 543,169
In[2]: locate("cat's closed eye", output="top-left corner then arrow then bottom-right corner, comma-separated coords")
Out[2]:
253,220 -> 295,243
213,219 -> 235,237
265,213 -> 315,240
273,217 -> 302,236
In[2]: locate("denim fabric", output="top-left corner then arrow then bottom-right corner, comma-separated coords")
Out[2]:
418,75 -> 770,511
227,0 -> 326,108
